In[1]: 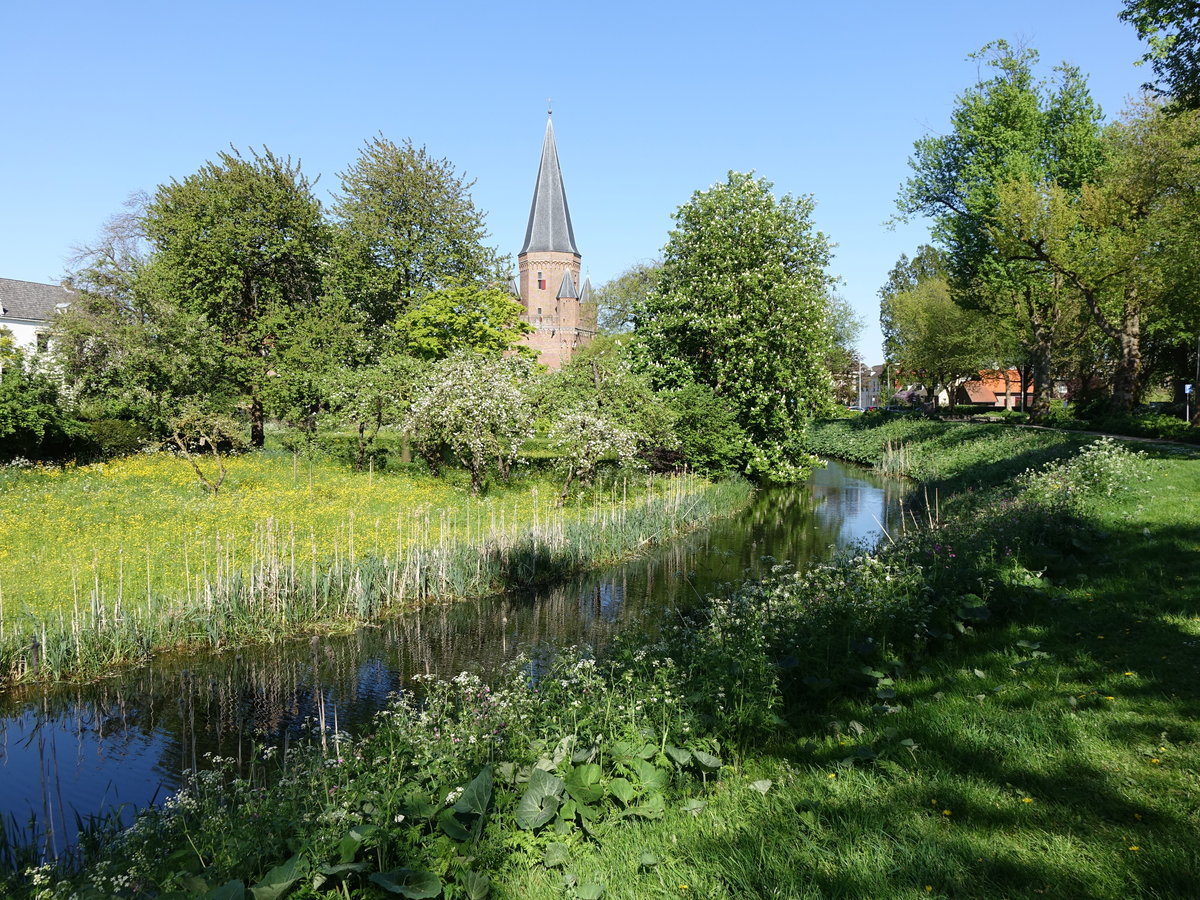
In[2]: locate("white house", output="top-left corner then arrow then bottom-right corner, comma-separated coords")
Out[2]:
0,277 -> 74,355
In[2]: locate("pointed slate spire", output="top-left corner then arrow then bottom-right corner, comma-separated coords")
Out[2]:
508,273 -> 522,299
556,270 -> 579,300
579,276 -> 593,305
520,115 -> 580,256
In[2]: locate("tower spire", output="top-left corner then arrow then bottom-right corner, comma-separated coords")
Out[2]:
520,114 -> 579,256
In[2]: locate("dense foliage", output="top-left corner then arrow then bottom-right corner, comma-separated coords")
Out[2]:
637,171 -> 837,480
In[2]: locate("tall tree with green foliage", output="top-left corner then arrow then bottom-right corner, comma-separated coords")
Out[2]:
637,171 -> 836,481
395,283 -> 534,360
1121,1 -> 1200,109
593,261 -> 662,334
889,275 -> 990,409
141,147 -> 330,447
329,136 -> 503,330
990,99 -> 1200,410
878,245 -> 947,366
58,197 -> 241,430
898,41 -> 1106,418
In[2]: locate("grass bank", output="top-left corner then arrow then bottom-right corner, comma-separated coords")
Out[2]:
0,452 -> 751,685
9,422 -> 1198,898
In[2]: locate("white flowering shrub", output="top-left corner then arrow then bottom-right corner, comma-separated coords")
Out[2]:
546,408 -> 641,500
405,353 -> 534,491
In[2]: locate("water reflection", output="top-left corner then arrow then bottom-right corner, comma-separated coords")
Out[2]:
0,461 -> 901,863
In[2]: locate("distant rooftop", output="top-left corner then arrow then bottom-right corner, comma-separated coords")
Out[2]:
0,277 -> 74,322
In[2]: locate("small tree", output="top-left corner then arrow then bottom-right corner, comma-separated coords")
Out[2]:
167,406 -> 247,495
547,408 -> 640,503
405,354 -> 534,492
328,354 -> 422,471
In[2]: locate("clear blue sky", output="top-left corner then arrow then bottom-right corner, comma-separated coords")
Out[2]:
2,0 -> 1148,362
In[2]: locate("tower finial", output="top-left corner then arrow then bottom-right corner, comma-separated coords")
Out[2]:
547,97 -> 553,115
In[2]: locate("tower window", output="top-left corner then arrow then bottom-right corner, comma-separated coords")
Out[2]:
537,307 -> 542,315
537,271 -> 546,290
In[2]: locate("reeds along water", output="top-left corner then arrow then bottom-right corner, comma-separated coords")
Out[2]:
0,475 -> 750,686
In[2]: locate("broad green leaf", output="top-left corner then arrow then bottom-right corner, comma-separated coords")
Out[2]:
460,870 -> 490,900
607,777 -> 635,805
338,824 -> 377,864
438,808 -> 471,842
692,750 -> 722,772
201,881 -> 246,900
639,852 -> 660,868
250,853 -> 304,900
577,882 -> 605,899
664,745 -> 691,766
454,767 -> 494,816
565,764 -> 604,804
750,779 -> 773,794
625,793 -> 666,819
629,758 -> 667,790
682,798 -> 707,816
369,869 -> 443,898
544,842 -> 571,868
515,768 -> 563,830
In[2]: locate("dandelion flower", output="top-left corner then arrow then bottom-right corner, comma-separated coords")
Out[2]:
942,809 -> 952,816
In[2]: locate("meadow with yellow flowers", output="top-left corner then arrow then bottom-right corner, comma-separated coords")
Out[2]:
0,448 -> 749,684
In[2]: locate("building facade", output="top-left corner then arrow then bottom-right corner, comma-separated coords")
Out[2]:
514,115 -> 595,369
0,277 -> 73,357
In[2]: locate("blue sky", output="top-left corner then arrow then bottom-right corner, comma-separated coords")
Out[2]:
2,1 -> 1148,361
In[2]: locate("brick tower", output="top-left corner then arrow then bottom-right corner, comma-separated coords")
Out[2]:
516,113 -> 593,369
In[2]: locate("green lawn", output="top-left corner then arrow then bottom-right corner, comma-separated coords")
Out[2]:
500,440 -> 1200,899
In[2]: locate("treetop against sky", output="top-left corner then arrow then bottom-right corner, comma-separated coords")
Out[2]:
2,0 -> 1149,361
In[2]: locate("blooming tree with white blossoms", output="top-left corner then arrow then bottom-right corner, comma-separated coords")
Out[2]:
405,353 -> 534,492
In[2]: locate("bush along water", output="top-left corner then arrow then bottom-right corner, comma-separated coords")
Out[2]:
4,437 -> 1155,898
13,653 -> 725,899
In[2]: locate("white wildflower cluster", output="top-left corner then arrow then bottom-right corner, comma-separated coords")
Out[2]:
1017,437 -> 1148,506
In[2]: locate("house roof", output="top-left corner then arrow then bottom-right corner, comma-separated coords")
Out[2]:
978,369 -> 1028,394
557,270 -> 578,300
961,381 -> 997,404
519,115 -> 580,257
0,277 -> 74,322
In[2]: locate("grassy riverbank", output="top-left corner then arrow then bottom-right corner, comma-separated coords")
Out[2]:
9,421 -> 1199,898
0,452 -> 750,685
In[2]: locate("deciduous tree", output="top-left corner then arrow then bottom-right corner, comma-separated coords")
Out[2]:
637,171 -> 836,480
395,283 -> 534,360
141,147 -> 330,446
329,136 -> 503,330
1121,1 -> 1200,109
898,41 -> 1106,418
405,354 -> 534,492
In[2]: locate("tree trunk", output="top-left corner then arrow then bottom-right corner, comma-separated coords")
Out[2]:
250,396 -> 265,448
1027,326 -> 1054,422
1110,302 -> 1142,413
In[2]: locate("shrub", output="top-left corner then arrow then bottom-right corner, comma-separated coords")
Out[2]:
86,419 -> 153,458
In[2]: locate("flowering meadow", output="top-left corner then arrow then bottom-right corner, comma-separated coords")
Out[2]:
0,450 -> 750,684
